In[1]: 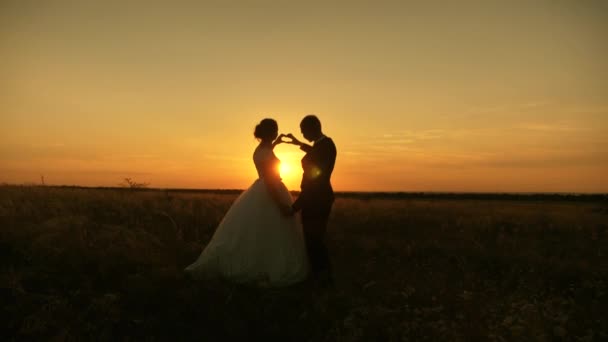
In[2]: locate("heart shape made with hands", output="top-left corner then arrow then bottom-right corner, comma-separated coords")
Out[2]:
278,134 -> 296,144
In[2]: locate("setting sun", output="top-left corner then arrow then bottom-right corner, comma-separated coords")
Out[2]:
274,149 -> 302,190
280,162 -> 292,178
279,160 -> 300,189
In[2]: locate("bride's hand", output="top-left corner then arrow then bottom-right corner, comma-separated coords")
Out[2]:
273,134 -> 286,145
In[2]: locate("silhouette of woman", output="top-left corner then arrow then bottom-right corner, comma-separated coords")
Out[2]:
185,118 -> 309,287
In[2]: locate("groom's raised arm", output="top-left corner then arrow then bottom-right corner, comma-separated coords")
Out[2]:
299,143 -> 312,153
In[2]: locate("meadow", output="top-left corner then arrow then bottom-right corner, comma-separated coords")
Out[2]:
1,185 -> 607,341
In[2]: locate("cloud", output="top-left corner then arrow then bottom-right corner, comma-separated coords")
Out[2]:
466,101 -> 551,116
202,154 -> 249,162
344,129 -> 484,158
517,121 -> 591,132
583,107 -> 608,115
387,129 -> 445,140
475,152 -> 608,168
353,129 -> 447,148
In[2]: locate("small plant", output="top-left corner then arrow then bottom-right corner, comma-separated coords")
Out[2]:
120,177 -> 150,189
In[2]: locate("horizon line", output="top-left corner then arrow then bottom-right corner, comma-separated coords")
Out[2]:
2,183 -> 607,197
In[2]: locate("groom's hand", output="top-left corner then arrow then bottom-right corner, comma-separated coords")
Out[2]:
285,133 -> 301,146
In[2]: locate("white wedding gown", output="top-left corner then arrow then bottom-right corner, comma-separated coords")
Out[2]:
185,146 -> 309,287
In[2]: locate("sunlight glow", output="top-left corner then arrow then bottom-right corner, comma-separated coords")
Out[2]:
280,162 -> 292,179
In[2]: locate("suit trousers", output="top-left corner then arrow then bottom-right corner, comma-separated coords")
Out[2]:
301,201 -> 333,276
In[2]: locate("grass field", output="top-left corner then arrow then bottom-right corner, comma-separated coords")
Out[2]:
1,185 -> 607,341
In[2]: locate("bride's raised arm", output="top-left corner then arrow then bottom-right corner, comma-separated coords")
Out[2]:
271,134 -> 285,149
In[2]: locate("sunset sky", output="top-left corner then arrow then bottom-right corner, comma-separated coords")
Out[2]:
1,1 -> 607,192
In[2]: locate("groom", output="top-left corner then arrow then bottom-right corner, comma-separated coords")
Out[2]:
285,115 -> 337,286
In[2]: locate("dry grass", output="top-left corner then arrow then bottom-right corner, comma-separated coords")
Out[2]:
1,185 -> 607,341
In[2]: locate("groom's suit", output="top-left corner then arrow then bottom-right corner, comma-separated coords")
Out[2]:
292,136 -> 337,277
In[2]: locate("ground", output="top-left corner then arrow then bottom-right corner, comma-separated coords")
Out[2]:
1,186 -> 607,341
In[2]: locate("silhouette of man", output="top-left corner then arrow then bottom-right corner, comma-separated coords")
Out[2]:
286,115 -> 337,286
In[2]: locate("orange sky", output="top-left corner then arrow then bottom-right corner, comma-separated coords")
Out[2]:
1,1 -> 607,192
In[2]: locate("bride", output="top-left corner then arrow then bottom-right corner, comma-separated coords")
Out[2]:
185,118 -> 309,286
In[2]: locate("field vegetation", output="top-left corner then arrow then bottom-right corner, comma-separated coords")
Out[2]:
1,185 -> 607,340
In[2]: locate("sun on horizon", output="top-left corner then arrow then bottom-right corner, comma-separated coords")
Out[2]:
276,151 -> 302,191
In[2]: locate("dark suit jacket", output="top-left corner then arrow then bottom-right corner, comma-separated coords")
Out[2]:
292,136 -> 337,212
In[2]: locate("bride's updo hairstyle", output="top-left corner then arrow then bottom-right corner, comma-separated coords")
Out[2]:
254,118 -> 278,141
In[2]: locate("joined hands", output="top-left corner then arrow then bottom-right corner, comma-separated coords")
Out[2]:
275,133 -> 302,146
279,203 -> 295,216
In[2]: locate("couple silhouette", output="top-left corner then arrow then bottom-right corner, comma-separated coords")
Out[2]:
185,115 -> 337,288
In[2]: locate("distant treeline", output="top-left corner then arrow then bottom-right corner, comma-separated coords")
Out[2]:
334,191 -> 608,202
3,184 -> 607,202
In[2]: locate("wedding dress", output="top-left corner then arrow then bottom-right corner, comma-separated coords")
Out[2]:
185,145 -> 309,286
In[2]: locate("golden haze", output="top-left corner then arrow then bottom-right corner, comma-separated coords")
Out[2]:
1,1 -> 607,192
